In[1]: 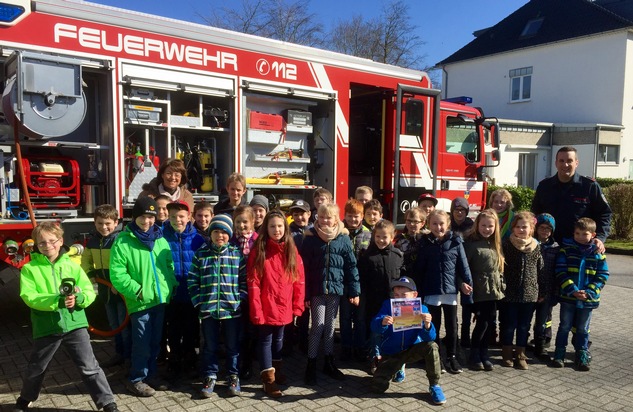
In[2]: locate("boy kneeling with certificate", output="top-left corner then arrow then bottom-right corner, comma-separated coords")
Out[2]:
370,277 -> 446,405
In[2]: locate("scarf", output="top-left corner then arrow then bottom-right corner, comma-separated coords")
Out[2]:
237,231 -> 254,256
498,209 -> 514,239
315,220 -> 342,242
128,221 -> 162,250
576,240 -> 595,256
159,183 -> 181,202
509,234 -> 538,253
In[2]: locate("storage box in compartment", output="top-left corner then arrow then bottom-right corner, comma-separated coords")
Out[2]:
249,111 -> 284,131
247,129 -> 284,144
283,109 -> 312,127
125,104 -> 162,124
171,115 -> 201,127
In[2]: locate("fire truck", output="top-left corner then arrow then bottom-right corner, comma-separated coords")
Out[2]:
0,0 -> 500,280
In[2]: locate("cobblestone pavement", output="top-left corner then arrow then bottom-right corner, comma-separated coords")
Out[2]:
1,255 -> 632,411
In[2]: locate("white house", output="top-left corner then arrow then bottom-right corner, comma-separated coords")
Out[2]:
437,0 -> 633,186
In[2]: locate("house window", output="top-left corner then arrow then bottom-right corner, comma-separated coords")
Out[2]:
518,153 -> 538,189
598,144 -> 619,164
510,67 -> 532,102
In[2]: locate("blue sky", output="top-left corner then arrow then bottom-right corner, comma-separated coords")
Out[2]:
88,0 -> 528,68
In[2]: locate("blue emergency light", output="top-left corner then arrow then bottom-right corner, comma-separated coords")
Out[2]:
0,3 -> 24,23
443,96 -> 473,105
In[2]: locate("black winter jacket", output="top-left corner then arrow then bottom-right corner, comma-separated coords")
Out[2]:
358,243 -> 404,320
414,231 -> 473,299
301,227 -> 360,300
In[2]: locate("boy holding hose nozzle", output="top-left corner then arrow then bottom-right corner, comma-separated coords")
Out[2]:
14,221 -> 119,412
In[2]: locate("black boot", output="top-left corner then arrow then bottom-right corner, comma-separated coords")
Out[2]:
534,338 -> 551,362
305,357 -> 318,385
323,355 -> 346,380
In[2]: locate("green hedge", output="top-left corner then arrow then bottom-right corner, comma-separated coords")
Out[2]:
487,183 -> 632,240
596,178 -> 633,189
604,184 -> 633,240
486,185 -> 535,212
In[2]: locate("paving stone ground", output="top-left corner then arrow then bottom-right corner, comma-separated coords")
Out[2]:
1,255 -> 632,411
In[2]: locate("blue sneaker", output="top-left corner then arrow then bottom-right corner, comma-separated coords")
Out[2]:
392,367 -> 406,383
429,385 -> 447,405
200,376 -> 216,398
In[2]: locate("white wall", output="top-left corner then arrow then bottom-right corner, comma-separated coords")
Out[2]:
487,144 -> 549,187
621,31 -> 633,179
442,32 -> 627,124
443,31 -> 633,180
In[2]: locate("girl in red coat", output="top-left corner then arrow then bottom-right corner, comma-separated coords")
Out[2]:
247,210 -> 305,397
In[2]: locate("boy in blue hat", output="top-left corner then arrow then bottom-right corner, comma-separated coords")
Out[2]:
188,214 -> 247,397
370,276 -> 446,405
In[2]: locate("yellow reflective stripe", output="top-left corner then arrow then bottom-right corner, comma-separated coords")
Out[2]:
561,279 -> 575,289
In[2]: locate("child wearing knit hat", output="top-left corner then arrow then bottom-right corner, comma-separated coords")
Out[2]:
188,213 -> 246,398
249,195 -> 269,233
533,213 -> 560,360
110,196 -> 177,397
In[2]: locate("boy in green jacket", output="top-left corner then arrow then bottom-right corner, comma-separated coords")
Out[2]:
14,222 -> 119,412
110,197 -> 177,397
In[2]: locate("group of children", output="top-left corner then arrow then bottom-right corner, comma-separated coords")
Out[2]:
14,178 -> 610,410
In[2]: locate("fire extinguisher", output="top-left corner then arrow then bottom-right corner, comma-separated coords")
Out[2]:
125,140 -> 144,186
134,145 -> 144,172
149,146 -> 160,170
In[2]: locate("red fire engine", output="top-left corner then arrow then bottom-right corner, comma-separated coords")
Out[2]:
0,0 -> 500,280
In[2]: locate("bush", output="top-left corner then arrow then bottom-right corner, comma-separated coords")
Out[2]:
487,185 -> 535,212
596,177 -> 633,189
605,184 -> 633,240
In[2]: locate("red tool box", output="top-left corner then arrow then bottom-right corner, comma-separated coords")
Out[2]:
249,110 -> 284,131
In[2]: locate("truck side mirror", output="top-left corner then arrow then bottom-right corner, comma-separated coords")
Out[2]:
491,149 -> 501,163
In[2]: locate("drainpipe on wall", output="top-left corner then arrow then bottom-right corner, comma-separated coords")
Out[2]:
593,125 -> 600,178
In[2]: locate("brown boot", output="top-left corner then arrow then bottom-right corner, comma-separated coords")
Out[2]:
261,368 -> 282,398
514,347 -> 529,370
272,360 -> 287,385
501,346 -> 514,367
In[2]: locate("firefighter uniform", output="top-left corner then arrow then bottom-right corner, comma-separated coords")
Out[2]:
531,173 -> 612,243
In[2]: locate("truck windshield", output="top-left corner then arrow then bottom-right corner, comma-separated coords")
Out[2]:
446,116 -> 480,163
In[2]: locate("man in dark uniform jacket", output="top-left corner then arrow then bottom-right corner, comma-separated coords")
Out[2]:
532,146 -> 611,250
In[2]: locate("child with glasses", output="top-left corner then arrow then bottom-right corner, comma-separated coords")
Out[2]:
15,222 -> 119,412
449,197 -> 475,347
394,207 -> 428,276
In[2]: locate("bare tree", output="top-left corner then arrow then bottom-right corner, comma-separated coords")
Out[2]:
200,0 -> 266,35
201,0 -> 324,47
328,0 -> 427,69
201,0 -> 426,69
330,15 -> 379,59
